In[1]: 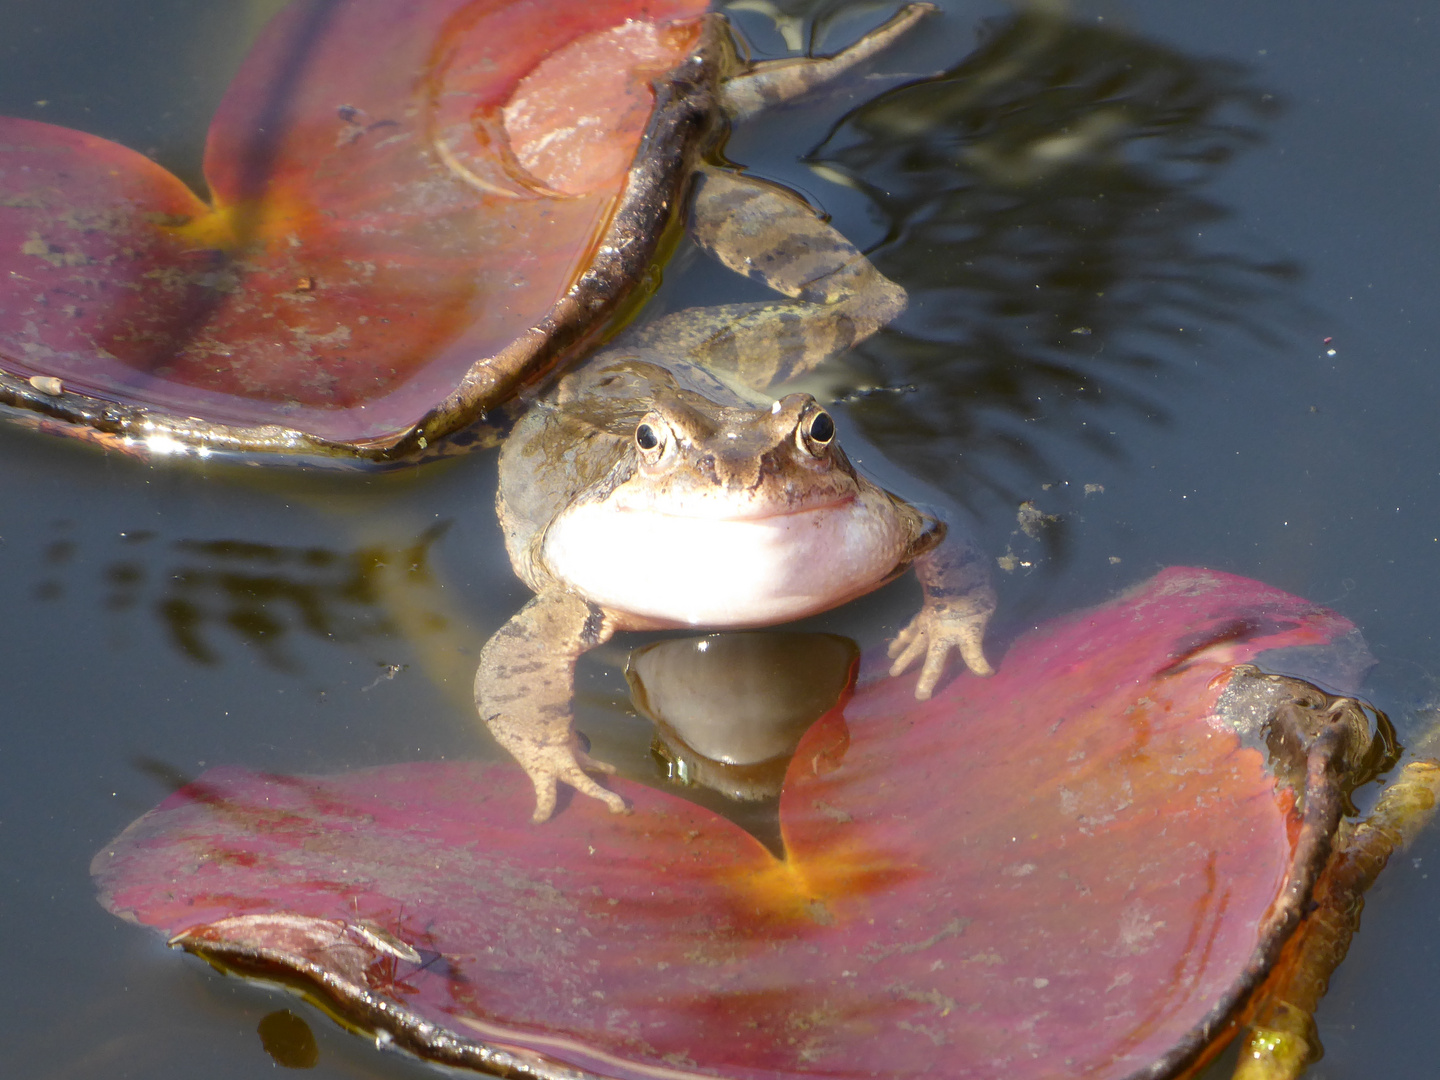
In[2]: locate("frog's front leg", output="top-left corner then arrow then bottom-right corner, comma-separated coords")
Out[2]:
889,523 -> 997,698
474,590 -> 626,822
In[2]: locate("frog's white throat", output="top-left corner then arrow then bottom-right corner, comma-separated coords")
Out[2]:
542,494 -> 909,628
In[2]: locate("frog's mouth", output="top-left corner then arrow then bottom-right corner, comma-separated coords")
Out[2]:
609,491 -> 857,522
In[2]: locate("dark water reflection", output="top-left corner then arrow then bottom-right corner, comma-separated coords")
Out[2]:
257,1009 -> 320,1070
3,1 -> 1440,1078
150,530 -> 443,669
30,521 -> 446,669
821,7 -> 1299,501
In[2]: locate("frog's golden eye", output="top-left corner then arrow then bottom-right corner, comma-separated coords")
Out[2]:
807,411 -> 835,444
797,408 -> 835,455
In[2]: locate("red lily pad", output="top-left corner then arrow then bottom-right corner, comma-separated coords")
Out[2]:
93,568 -> 1370,1079
0,0 -> 710,456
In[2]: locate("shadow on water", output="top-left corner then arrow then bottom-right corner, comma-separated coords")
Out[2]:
34,520 -> 451,670
811,6 -> 1300,505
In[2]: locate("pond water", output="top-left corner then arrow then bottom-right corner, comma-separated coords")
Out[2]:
1,1 -> 1438,1077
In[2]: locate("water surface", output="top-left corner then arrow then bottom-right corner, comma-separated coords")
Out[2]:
2,1 -> 1438,1076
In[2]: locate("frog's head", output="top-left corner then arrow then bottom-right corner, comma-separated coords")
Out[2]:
616,389 -> 860,518
542,359 -> 916,628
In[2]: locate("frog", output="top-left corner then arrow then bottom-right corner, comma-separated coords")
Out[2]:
477,165 -> 997,823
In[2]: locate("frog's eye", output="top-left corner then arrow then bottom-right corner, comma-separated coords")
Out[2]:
636,417 -> 668,460
807,411 -> 835,444
798,408 -> 836,455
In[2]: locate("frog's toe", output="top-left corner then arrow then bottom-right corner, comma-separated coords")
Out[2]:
574,749 -> 618,776
564,767 -> 628,815
913,645 -> 949,700
529,769 -> 626,822
919,624 -> 993,696
559,747 -> 627,811
530,774 -> 560,824
892,608 -> 995,698
957,632 -> 994,678
524,745 -> 627,822
952,611 -> 995,678
887,621 -> 928,675
600,790 -> 630,814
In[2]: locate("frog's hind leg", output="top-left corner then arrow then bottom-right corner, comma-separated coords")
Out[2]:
621,167 -> 905,396
691,168 -> 903,319
721,2 -> 934,120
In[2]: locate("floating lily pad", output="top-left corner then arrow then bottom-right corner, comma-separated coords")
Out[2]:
93,568 -> 1376,1079
0,0 -> 711,459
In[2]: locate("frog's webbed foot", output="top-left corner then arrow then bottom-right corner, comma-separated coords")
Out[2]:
476,591 -> 626,822
512,740 -> 627,825
888,603 -> 994,700
891,519 -> 997,698
720,3 -> 934,121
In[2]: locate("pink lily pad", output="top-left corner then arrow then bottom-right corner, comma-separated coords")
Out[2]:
93,568 -> 1370,1079
0,0 -> 710,456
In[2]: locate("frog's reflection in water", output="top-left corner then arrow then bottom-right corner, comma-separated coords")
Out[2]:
627,631 -> 858,854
